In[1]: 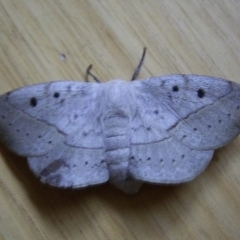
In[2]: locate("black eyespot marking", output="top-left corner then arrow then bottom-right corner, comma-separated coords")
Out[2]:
26,133 -> 29,136
181,154 -> 185,159
172,159 -> 175,163
228,113 -> 231,117
208,125 -> 212,128
16,129 -> 20,132
54,92 -> 60,98
147,157 -> 151,161
30,97 -> 37,107
182,134 -> 186,138
146,127 -> 151,131
237,106 -> 240,110
1,115 -> 5,119
154,110 -> 159,115
219,119 -> 222,123
85,161 -> 88,165
8,123 -> 12,126
197,89 -> 205,98
48,141 -> 52,144
38,135 -> 42,139
193,128 -> 197,131
172,85 -> 179,92
130,156 -> 135,160
74,114 -> 79,119
160,159 -> 163,163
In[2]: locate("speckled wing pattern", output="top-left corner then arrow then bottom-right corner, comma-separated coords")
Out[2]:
129,75 -> 240,184
0,75 -> 240,193
0,81 -> 109,188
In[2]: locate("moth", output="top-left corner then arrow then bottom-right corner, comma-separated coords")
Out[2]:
0,48 -> 240,194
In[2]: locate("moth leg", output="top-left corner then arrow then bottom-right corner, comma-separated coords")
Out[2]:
85,64 -> 101,83
131,47 -> 147,81
86,47 -> 146,82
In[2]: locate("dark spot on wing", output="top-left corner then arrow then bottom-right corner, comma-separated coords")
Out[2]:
172,85 -> 179,92
67,85 -> 72,92
197,89 -> 205,98
30,97 -> 37,107
54,92 -> 60,98
161,80 -> 165,87
82,131 -> 88,137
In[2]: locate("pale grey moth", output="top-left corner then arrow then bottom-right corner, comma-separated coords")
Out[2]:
0,48 -> 240,194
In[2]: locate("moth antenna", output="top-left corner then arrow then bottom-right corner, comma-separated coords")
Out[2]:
85,64 -> 101,83
131,47 -> 147,81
